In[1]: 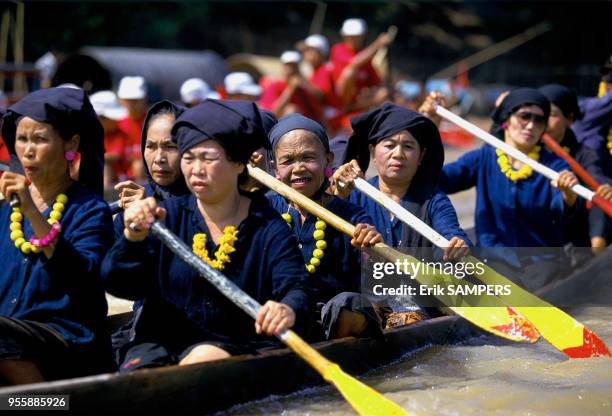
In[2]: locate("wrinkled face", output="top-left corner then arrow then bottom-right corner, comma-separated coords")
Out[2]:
14,117 -> 76,184
504,105 -> 546,151
144,114 -> 180,187
303,48 -> 323,67
546,104 -> 572,143
180,140 -> 244,204
274,129 -> 332,198
373,130 -> 423,185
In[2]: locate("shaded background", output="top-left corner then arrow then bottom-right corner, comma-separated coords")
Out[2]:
2,1 -> 611,96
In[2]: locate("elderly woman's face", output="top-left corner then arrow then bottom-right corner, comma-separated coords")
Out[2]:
373,130 -> 423,184
144,115 -> 180,187
180,140 -> 243,204
14,117 -> 71,183
274,129 -> 332,198
504,104 -> 546,150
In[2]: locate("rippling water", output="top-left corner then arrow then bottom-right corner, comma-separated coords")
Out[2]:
221,295 -> 612,415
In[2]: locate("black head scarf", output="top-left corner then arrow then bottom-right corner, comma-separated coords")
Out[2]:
141,100 -> 189,200
2,87 -> 104,195
490,88 -> 550,139
538,84 -> 582,120
259,109 -> 278,139
172,99 -> 268,164
343,103 -> 444,199
269,113 -> 329,155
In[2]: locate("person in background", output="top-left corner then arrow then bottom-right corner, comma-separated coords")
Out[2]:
298,34 -> 342,134
259,51 -> 322,122
180,78 -> 220,108
90,90 -> 130,192
330,18 -> 391,112
223,72 -> 262,101
117,76 -> 148,182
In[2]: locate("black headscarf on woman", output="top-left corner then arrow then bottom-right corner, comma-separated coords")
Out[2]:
343,102 -> 444,201
141,100 -> 189,200
2,87 -> 104,195
490,88 -> 550,139
538,84 -> 582,120
172,99 -> 268,164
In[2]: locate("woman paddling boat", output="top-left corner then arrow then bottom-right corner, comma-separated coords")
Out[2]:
435,88 -> 582,291
266,113 -> 385,340
0,87 -> 114,384
101,99 -> 313,371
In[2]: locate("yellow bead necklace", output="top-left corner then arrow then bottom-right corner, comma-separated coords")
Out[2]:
282,211 -> 327,274
192,226 -> 239,271
496,145 -> 541,182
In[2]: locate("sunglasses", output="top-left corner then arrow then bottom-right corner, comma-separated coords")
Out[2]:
514,111 -> 546,125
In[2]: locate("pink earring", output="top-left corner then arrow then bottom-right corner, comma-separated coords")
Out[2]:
64,151 -> 76,161
501,122 -> 508,129
324,167 -> 333,178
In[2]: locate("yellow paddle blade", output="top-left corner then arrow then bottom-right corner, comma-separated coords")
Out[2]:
370,245 -> 540,343
464,256 -> 610,358
282,330 -> 407,415
324,363 -> 407,416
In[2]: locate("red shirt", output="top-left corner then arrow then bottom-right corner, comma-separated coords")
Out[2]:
104,128 -> 131,180
259,79 -> 322,122
310,63 -> 341,109
330,42 -> 381,99
117,114 -> 145,163
0,137 -> 9,163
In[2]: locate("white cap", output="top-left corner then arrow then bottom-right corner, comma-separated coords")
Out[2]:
224,72 -> 262,97
117,76 -> 147,100
340,18 -> 367,36
303,34 -> 329,56
280,50 -> 301,64
89,90 -> 128,120
180,78 -> 219,104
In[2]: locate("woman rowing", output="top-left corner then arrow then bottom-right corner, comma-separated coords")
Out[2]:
538,84 -> 612,253
435,88 -> 582,290
0,88 -> 113,384
332,103 -> 470,323
266,113 -> 384,339
102,100 -> 312,371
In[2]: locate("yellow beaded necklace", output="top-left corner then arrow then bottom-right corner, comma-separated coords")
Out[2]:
9,193 -> 68,254
496,145 -> 541,182
607,127 -> 612,156
281,211 -> 327,274
192,226 -> 239,271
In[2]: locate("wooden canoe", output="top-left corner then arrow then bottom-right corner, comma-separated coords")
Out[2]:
0,246 -> 609,414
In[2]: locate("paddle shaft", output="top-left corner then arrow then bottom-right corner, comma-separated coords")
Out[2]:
541,133 -> 600,191
436,106 -> 612,218
149,221 -> 335,375
0,163 -> 25,208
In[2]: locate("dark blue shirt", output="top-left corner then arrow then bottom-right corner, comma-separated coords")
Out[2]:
348,176 -> 470,252
102,193 -> 313,345
0,182 -> 113,347
440,145 -> 579,248
267,194 -> 371,303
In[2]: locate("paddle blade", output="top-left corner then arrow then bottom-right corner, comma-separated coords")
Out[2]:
454,306 -> 540,343
324,363 -> 407,416
562,326 -> 611,358
281,330 -> 407,415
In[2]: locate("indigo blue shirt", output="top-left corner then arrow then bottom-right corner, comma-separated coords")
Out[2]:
439,145 -> 580,248
348,176 -> 471,252
267,194 -> 371,303
0,182 -> 113,347
102,193 -> 313,345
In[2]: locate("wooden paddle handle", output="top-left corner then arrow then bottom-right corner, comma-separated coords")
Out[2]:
281,329 -> 334,377
541,133 -> 600,191
247,166 -> 356,236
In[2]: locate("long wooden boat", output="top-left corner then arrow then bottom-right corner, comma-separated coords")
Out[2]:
0,246 -> 609,414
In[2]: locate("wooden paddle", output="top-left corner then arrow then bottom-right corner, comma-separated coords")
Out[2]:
248,165 -> 540,344
147,221 -> 407,415
436,106 -> 612,218
541,132 -> 600,191
350,176 -> 611,358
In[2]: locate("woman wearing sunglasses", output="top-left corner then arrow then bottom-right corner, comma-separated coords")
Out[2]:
438,88 -> 582,291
